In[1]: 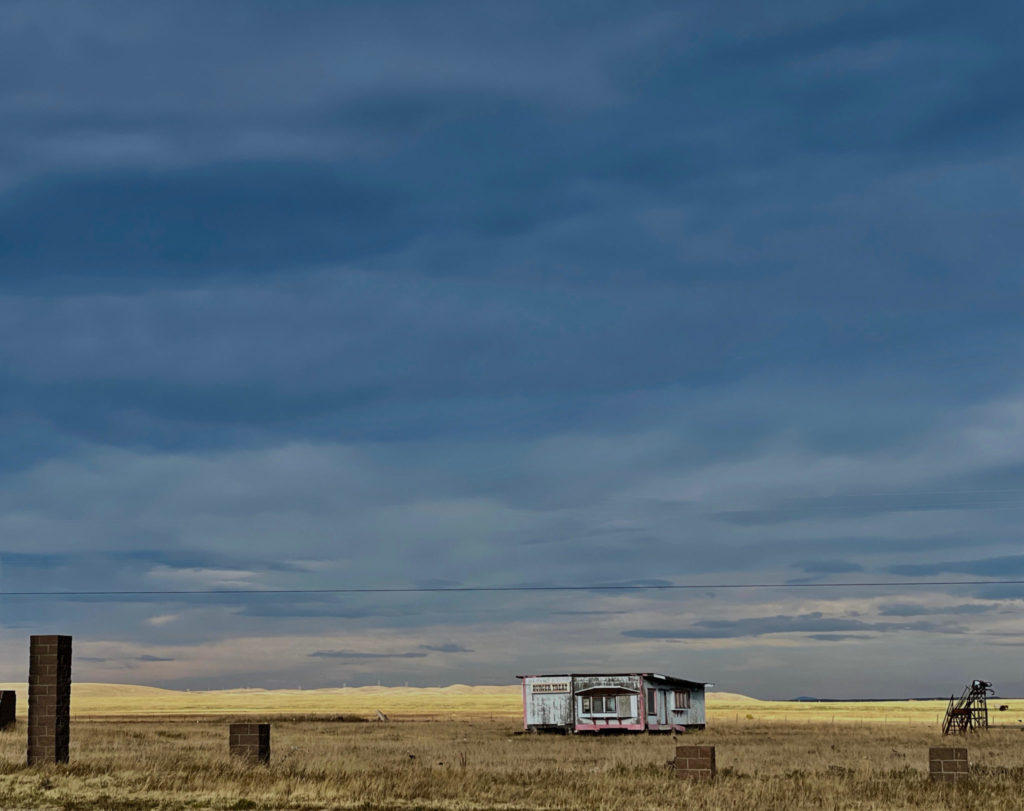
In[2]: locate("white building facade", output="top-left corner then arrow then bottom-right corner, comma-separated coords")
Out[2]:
518,672 -> 708,733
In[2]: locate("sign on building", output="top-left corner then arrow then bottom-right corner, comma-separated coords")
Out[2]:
532,682 -> 569,694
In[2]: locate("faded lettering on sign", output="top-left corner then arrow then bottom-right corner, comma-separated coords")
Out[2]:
532,682 -> 569,694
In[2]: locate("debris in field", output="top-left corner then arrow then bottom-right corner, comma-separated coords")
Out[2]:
376,710 -> 389,722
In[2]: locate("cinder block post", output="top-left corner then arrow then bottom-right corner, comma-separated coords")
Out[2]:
929,747 -> 968,782
0,690 -> 15,730
28,635 -> 72,764
673,745 -> 716,780
229,722 -> 270,764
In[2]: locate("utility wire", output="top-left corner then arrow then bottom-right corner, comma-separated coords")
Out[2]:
0,580 -> 1021,597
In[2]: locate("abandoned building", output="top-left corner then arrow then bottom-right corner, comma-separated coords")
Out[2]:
518,672 -> 709,733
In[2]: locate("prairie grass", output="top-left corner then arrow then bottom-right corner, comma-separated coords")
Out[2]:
2,717 -> 1024,809
1,682 -> 1009,725
0,683 -> 522,720
1,685 -> 1021,808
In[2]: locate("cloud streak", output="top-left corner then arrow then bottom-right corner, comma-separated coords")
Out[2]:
308,650 -> 428,660
418,644 -> 474,653
622,612 -> 957,640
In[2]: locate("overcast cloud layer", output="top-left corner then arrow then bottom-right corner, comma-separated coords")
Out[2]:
1,0 -> 1022,699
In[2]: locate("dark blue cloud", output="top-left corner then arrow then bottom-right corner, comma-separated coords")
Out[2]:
235,596 -> 426,621
0,548 -> 305,579
0,552 -> 72,569
623,612 -> 955,639
712,491 -> 1023,527
0,162 -> 400,285
795,560 -> 864,574
888,556 -> 1024,578
418,643 -> 474,653
876,602 -> 997,617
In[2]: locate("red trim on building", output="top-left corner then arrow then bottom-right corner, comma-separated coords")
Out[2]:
574,723 -> 646,732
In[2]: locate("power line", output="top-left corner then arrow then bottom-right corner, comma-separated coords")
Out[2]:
0,580 -> 1021,597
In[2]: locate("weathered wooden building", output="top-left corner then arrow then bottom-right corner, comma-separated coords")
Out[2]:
518,672 -> 708,733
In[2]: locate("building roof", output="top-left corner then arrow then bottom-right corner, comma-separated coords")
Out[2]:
516,672 -> 709,689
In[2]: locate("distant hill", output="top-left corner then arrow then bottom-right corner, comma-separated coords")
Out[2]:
707,691 -> 758,703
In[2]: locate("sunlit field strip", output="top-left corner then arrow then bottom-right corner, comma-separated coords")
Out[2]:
2,683 -> 1019,727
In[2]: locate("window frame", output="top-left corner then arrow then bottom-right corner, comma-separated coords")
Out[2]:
581,695 -> 620,714
673,689 -> 691,710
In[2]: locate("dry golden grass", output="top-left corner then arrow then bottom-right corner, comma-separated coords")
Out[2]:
0,682 -> 522,720
2,717 -> 1024,810
709,697 -> 1018,726
2,684 -> 1023,808
4,682 -> 1016,727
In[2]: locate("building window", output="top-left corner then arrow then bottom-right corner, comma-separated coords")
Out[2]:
646,689 -> 656,714
674,689 -> 691,709
582,696 -> 617,714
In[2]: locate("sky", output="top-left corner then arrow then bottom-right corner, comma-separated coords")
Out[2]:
0,0 -> 1022,699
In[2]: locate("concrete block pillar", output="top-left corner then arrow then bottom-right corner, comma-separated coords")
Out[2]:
0,690 -> 15,730
929,746 -> 968,781
229,722 -> 270,764
673,745 -> 716,780
28,635 -> 72,765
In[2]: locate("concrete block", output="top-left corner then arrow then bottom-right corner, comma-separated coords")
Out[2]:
229,723 -> 270,764
0,691 -> 15,730
674,744 -> 716,780
929,746 -> 968,782
28,635 -> 72,765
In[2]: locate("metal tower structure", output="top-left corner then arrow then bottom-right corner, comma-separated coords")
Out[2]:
942,680 -> 993,735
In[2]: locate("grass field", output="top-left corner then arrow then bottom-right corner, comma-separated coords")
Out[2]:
1,684 -> 1023,809
0,682 -> 524,721
2,717 -> 1024,809
2,682 -> 1019,727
